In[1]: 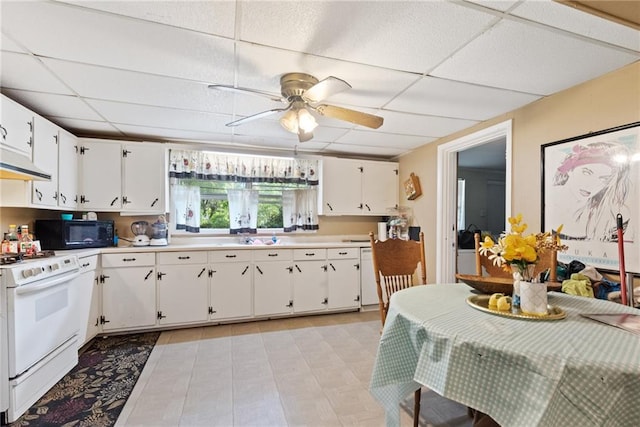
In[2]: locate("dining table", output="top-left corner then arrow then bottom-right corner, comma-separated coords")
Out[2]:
369,283 -> 640,427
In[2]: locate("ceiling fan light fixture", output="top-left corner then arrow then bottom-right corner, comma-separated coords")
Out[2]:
297,108 -> 318,133
280,109 -> 299,133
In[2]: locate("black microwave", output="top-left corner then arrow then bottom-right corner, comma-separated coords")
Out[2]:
35,219 -> 115,250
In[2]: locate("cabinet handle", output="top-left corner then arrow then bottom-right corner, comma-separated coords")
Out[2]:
256,266 -> 263,275
122,257 -> 137,262
241,266 -> 249,275
329,263 -> 336,271
267,253 -> 278,257
144,270 -> 153,280
338,251 -> 347,255
151,198 -> 158,207
225,254 -> 237,258
111,197 -> 119,206
295,264 -> 302,273
365,204 -> 371,211
305,252 -> 315,257
35,188 -> 42,201
82,262 -> 90,268
178,256 -> 191,260
326,203 -> 333,211
0,125 -> 6,141
197,268 -> 206,278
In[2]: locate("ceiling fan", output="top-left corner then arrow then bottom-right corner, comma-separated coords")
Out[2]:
209,73 -> 384,142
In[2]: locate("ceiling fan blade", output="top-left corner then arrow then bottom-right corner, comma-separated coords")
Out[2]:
208,84 -> 284,103
302,76 -> 351,103
298,129 -> 314,142
226,106 -> 290,127
314,104 -> 384,129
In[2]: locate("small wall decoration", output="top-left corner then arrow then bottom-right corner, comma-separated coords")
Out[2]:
403,173 -> 422,200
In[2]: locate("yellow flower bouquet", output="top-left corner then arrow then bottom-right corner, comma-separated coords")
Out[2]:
478,214 -> 568,281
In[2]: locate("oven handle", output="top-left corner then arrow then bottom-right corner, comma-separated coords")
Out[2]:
14,271 -> 81,295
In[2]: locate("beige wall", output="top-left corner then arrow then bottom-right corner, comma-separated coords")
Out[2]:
399,61 -> 640,282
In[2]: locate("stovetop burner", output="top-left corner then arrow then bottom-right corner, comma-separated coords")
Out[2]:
0,250 -> 57,265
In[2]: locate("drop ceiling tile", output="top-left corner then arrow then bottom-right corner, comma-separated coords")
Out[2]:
432,19 -> 639,95
45,117 -> 122,136
238,1 -> 497,73
511,0 -> 640,51
59,0 -> 236,38
336,130 -> 430,149
378,110 -> 478,138
464,1 -> 520,13
0,52 -> 74,94
322,143 -> 407,158
386,76 -> 540,121
1,1 -> 236,83
236,43 -> 420,109
1,34 -> 28,53
85,99 -> 232,134
2,89 -> 103,121
111,124 -> 233,144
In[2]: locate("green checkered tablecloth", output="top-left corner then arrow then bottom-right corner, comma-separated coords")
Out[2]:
370,283 -> 640,427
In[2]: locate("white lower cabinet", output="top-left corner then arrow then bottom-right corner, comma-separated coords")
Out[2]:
101,253 -> 156,331
156,251 -> 209,326
327,248 -> 361,310
253,249 -> 293,317
209,250 -> 252,321
72,254 -> 100,349
292,249 -> 328,313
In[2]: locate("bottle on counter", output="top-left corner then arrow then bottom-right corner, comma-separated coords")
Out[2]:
19,225 -> 35,254
2,225 -> 19,254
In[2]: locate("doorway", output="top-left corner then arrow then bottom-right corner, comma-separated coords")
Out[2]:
435,120 -> 512,283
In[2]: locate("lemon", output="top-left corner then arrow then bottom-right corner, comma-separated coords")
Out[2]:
497,296 -> 512,311
488,293 -> 503,308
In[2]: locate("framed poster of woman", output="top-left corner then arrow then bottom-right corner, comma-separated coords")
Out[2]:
541,122 -> 639,273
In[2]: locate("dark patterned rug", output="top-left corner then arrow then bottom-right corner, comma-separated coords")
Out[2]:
10,332 -> 160,427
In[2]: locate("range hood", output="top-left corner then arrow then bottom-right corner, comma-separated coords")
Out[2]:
0,146 -> 51,181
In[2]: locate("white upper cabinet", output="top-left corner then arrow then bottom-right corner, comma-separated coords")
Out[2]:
78,139 -> 166,213
1,95 -> 34,155
31,116 -> 59,207
321,157 -> 398,216
57,129 -> 78,209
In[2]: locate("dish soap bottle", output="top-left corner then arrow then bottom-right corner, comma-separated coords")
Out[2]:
271,232 -> 278,244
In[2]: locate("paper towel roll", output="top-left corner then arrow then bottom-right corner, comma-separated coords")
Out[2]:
378,222 -> 387,241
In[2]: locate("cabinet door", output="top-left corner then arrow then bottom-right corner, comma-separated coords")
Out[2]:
1,95 -> 33,154
254,260 -> 293,317
87,270 -> 101,342
122,143 -> 165,212
210,262 -> 253,320
321,157 -> 362,215
362,160 -> 398,215
79,139 -> 122,210
102,266 -> 156,330
327,258 -> 361,310
292,260 -> 328,313
157,264 -> 209,325
58,129 -> 78,209
31,117 -> 58,207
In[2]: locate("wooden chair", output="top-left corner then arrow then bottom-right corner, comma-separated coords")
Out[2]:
369,231 -> 426,427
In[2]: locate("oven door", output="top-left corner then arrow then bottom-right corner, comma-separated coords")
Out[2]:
7,271 -> 80,377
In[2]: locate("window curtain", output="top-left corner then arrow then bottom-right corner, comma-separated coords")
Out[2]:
170,179 -> 201,233
169,150 -> 319,185
282,188 -> 319,232
227,189 -> 259,234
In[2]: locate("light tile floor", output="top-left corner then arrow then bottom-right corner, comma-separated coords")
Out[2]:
116,310 -> 472,427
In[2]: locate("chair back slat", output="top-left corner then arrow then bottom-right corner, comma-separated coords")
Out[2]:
369,231 -> 427,326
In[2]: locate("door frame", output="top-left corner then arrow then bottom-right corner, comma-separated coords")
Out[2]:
436,120 -> 513,283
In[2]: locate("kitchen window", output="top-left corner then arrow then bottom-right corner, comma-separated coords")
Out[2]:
169,150 -> 319,234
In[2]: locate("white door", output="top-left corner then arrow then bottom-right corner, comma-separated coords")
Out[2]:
362,160 -> 399,215
79,140 -> 122,210
210,262 -> 253,320
31,117 -> 58,207
321,157 -> 362,215
327,258 -> 361,309
1,95 -> 33,154
254,260 -> 293,317
122,143 -> 165,212
102,266 -> 156,330
292,260 -> 327,313
157,264 -> 209,325
58,129 -> 78,209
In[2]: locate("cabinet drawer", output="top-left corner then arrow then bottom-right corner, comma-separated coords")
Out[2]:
78,254 -> 99,271
102,252 -> 155,268
293,248 -> 327,260
157,251 -> 208,265
253,249 -> 292,261
209,250 -> 251,263
328,248 -> 359,259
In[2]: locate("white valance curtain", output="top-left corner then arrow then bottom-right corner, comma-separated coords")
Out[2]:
169,150 -> 319,185
170,180 -> 201,233
282,188 -> 319,232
